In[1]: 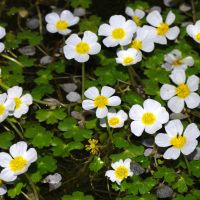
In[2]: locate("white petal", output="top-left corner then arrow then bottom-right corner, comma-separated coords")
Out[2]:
101,86 -> 115,98
46,24 -> 57,33
186,24 -> 195,38
143,99 -> 161,112
109,15 -> 126,27
156,107 -> 169,124
135,9 -> 145,18
141,42 -> 154,52
129,105 -> 144,120
7,86 -> 22,98
63,45 -> 76,59
21,94 -> 32,105
155,133 -> 171,147
0,27 -> 6,39
185,93 -> 200,109
160,84 -> 176,100
0,42 -> 5,53
130,121 -> 145,137
108,96 -> 121,106
182,56 -> 194,66
0,153 -> 12,168
184,123 -> 200,140
165,119 -> 183,137
9,141 -> 28,158
45,13 -> 60,24
89,43 -> 101,55
23,148 -> 37,163
83,31 -> 98,43
186,75 -> 199,92
96,107 -> 108,118
65,34 -> 81,45
166,26 -> 180,40
0,168 -> 16,182
84,87 -> 99,99
154,35 -> 167,44
99,118 -> 106,128
0,93 -> 7,104
145,121 -> 162,134
0,185 -> 7,195
103,37 -> 118,47
58,29 -> 71,35
163,147 -> 181,159
181,140 -> 198,155
98,24 -> 112,36
82,100 -> 96,110
125,7 -> 134,17
13,104 -> 29,118
146,11 -> 163,27
105,170 -> 116,182
170,70 -> 186,85
60,10 -> 79,26
118,110 -> 128,121
74,54 -> 89,63
165,11 -> 175,25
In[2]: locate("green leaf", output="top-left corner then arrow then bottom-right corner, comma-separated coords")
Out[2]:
62,191 -> 94,200
0,132 -> 14,149
7,182 -> 25,198
122,91 -> 144,106
70,0 -> 92,8
47,60 -> 65,74
190,160 -> 200,177
36,108 -> 67,124
142,79 -> 160,95
31,84 -> 54,100
34,69 -> 53,85
89,156 -> 104,172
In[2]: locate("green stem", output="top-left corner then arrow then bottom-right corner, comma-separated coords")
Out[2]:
21,191 -> 32,200
1,53 -> 24,67
82,62 -> 85,100
106,119 -> 113,143
0,80 -> 9,90
183,155 -> 191,175
7,119 -> 24,140
25,173 -> 39,200
127,65 -> 137,89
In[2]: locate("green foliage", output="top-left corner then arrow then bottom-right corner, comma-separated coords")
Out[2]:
62,191 -> 94,200
7,182 -> 25,198
0,132 -> 14,149
89,156 -> 104,172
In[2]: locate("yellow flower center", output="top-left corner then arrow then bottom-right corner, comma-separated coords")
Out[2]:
176,84 -> 190,98
14,97 -> 22,110
130,39 -> 142,50
142,112 -> 156,125
195,32 -> 200,42
170,135 -> 186,148
75,42 -> 90,54
112,28 -> 126,40
85,139 -> 99,155
123,57 -> 134,65
56,20 -> 68,31
108,117 -> 120,126
114,166 -> 129,180
9,156 -> 27,172
0,104 -> 5,116
94,96 -> 108,108
172,59 -> 183,66
133,16 -> 141,26
157,23 -> 169,36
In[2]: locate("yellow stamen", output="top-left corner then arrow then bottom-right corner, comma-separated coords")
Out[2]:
157,23 -> 169,36
133,16 -> 141,26
56,20 -> 68,31
195,32 -> 200,42
112,28 -> 125,40
130,39 -> 142,50
170,135 -> 186,148
176,84 -> 190,98
0,104 -> 5,116
114,166 -> 129,180
108,117 -> 120,126
123,57 -> 134,65
75,42 -> 90,54
94,96 -> 108,108
142,112 -> 156,125
14,97 -> 22,110
172,59 -> 183,66
9,156 -> 27,172
85,139 -> 100,155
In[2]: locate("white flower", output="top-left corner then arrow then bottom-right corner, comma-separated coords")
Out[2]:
105,159 -> 133,185
186,20 -> 200,43
0,141 -> 37,182
45,10 -> 79,35
0,93 -> 15,123
129,26 -> 155,53
73,7 -> 86,17
7,86 -> 33,118
98,15 -> 137,47
160,70 -> 200,113
155,119 -> 200,160
0,26 -> 6,53
43,173 -> 62,191
125,7 -> 145,26
63,31 -> 101,63
66,91 -> 81,102
60,83 -> 77,93
146,10 -> 180,44
100,109 -> 128,128
116,48 -> 142,66
162,49 -> 194,71
82,86 -> 121,118
129,99 -> 169,137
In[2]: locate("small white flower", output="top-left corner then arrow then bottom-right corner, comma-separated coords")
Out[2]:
129,99 -> 169,137
73,7 -> 86,17
100,109 -> 128,128
7,86 -> 33,118
0,26 -> 6,53
0,141 -> 37,182
60,83 -> 77,93
116,48 -> 142,66
160,70 -> 200,113
43,173 -> 62,191
98,15 -> 137,47
66,91 -> 81,102
125,7 -> 145,26
105,159 -> 133,185
155,119 -> 200,160
129,26 -> 155,53
146,10 -> 180,44
63,31 -> 101,63
186,20 -> 200,43
45,10 -> 79,35
162,49 -> 194,71
82,86 -> 121,118
0,93 -> 15,123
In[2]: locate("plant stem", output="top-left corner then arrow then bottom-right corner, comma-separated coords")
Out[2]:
106,119 -> 113,143
25,173 -> 39,200
191,0 -> 196,22
0,80 -> 9,90
7,119 -> 24,140
1,53 -> 24,67
183,155 -> 191,175
82,62 -> 85,100
21,191 -> 32,200
127,65 -> 137,89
